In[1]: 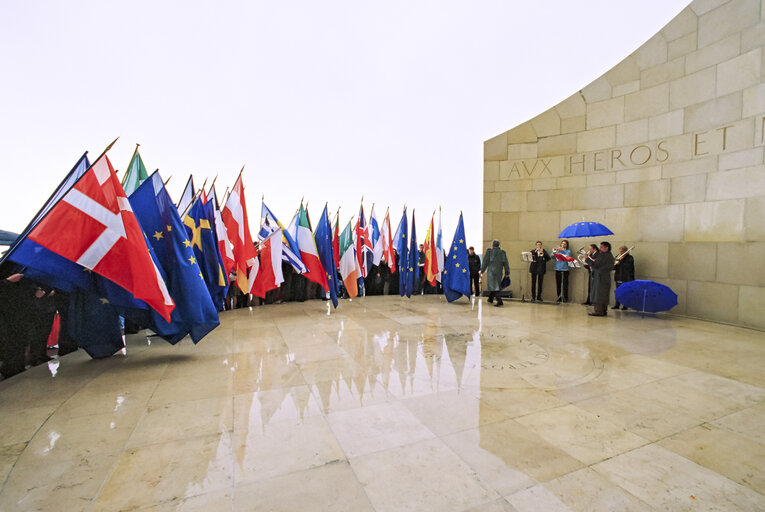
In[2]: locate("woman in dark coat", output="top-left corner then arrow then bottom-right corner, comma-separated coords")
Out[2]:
588,241 -> 615,316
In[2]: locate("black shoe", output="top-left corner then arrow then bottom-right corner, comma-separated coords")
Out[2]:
588,312 -> 606,317
611,306 -> 619,310
581,301 -> 591,305
488,297 -> 494,303
494,302 -> 503,307
622,306 -> 628,310
536,297 -> 542,302
556,297 -> 562,303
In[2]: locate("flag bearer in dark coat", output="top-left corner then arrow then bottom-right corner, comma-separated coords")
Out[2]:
612,246 -> 635,310
587,241 -> 615,316
467,247 -> 481,297
0,273 -> 37,379
481,240 -> 510,307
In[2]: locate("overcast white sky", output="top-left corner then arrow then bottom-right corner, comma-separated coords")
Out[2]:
0,0 -> 689,249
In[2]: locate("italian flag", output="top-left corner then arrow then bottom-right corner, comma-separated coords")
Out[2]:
338,221 -> 359,298
297,204 -> 328,291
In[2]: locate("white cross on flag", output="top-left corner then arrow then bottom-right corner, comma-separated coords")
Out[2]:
29,153 -> 175,322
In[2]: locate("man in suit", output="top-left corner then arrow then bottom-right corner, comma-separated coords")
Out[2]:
612,246 -> 635,310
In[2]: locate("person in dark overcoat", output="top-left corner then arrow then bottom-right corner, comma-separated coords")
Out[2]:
588,241 -> 615,316
467,247 -> 482,297
481,240 -> 510,307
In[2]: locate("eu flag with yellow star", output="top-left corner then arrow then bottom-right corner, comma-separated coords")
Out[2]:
129,172 -> 220,343
442,213 -> 471,302
184,196 -> 229,310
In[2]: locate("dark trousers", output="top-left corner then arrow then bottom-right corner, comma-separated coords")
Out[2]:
555,270 -> 569,301
530,273 -> 544,300
488,290 -> 503,305
470,273 -> 480,296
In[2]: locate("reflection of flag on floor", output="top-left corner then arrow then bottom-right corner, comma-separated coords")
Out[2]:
442,213 -> 471,303
130,172 -> 220,343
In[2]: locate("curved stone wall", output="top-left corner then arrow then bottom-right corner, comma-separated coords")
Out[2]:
483,0 -> 765,329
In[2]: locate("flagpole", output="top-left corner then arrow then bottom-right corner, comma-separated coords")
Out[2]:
164,174 -> 172,186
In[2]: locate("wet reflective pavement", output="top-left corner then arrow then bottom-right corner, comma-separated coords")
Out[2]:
1,295 -> 764,511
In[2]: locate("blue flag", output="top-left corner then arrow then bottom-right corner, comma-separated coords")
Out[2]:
394,208 -> 408,297
204,198 -> 230,309
406,210 -> 419,298
129,173 -> 220,343
314,205 -> 339,308
184,196 -> 228,310
442,213 -> 471,302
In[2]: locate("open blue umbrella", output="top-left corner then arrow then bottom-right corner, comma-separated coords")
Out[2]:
558,221 -> 613,238
615,280 -> 677,315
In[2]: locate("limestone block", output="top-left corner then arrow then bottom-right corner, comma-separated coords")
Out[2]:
557,175 -> 588,189
625,83 -> 670,122
577,126 -> 616,153
668,242 -> 717,281
669,67 -> 716,110
638,205 -> 685,242
738,285 -> 765,329
484,180 -> 495,193
484,192 -> 500,212
717,48 -> 762,97
685,33 -> 741,74
661,7 -> 699,40
686,280 -> 739,324
697,0 -> 761,48
526,189 -> 573,212
616,166 -> 662,184
641,57 -> 686,89
612,80 -> 641,97
649,110 -> 684,140
624,179 -> 671,207
492,212 -> 519,242
530,109 -> 561,138
485,132 -> 508,161
743,83 -> 765,117
685,200 -> 745,242
744,196 -> 765,240
616,119 -> 649,146
507,122 -> 538,144
605,208 -> 640,241
561,116 -> 586,134
483,213 -> 493,241
690,0 -> 730,16
635,34 -> 669,70
572,184 -> 624,210
741,21 -> 765,52
668,32 -> 698,61
586,172 -> 616,187
586,97 -> 625,129
670,174 -> 707,204
718,147 -> 764,170
684,92 -> 743,132
507,143 -> 538,160
581,76 -> 612,103
691,117 -> 754,155
716,242 -> 765,285
484,161 -> 499,181
518,211 -> 561,241
531,177 -> 558,191
632,242 -> 669,278
707,165 -> 765,200
560,209 -> 607,227
605,56 -> 641,87
537,134 -> 577,157
495,180 -> 533,192
661,155 -> 716,179
555,92 -> 586,118
500,191 -> 528,212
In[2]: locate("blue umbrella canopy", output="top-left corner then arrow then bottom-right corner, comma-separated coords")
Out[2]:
558,221 -> 613,238
615,280 -> 678,314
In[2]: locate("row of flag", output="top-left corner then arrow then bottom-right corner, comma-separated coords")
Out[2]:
0,142 -> 472,356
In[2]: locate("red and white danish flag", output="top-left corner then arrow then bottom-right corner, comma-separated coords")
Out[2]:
29,153 -> 175,322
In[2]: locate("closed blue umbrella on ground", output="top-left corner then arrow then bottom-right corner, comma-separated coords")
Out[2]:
615,280 -> 678,314
558,221 -> 614,238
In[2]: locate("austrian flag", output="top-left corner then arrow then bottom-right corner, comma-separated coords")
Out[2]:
29,154 -> 175,321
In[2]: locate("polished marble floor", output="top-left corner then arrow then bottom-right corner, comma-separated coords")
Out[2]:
1,295 -> 764,511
